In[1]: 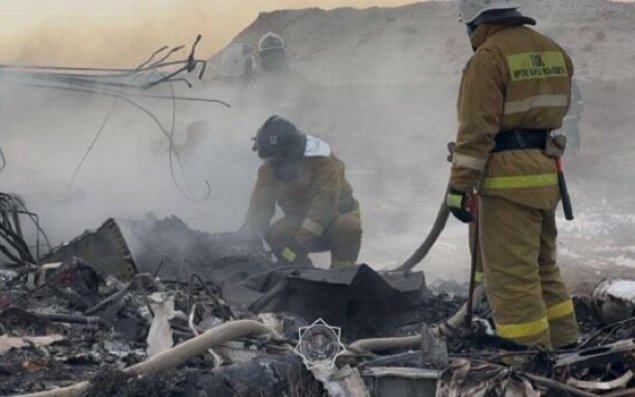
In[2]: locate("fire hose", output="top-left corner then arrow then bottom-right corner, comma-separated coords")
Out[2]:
349,335 -> 421,353
394,199 -> 450,273
394,142 -> 457,274
391,142 -> 475,342
348,289 -> 487,355
11,320 -> 280,397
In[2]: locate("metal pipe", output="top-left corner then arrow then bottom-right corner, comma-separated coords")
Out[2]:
523,372 -> 599,397
33,312 -> 105,326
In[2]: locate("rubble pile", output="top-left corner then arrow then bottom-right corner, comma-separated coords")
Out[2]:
0,254 -> 320,396
2,216 -> 635,396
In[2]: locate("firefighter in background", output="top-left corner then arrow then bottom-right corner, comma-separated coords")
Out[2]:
447,0 -> 579,349
563,79 -> 583,151
244,116 -> 362,269
258,32 -> 288,72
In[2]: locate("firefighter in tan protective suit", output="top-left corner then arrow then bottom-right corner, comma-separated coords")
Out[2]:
244,116 -> 362,268
446,0 -> 580,349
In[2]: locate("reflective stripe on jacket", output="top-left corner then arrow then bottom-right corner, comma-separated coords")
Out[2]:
450,24 -> 573,209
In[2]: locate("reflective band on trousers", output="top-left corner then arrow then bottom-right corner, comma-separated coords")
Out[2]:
504,94 -> 570,115
547,300 -> 574,320
483,173 -> 558,190
496,316 -> 549,339
301,218 -> 325,236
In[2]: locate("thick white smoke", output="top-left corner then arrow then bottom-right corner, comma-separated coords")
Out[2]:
1,0 -> 634,287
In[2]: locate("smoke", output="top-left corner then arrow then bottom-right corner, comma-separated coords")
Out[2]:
1,0 -> 634,285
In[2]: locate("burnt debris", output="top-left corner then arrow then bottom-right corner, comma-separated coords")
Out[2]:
2,214 -> 635,396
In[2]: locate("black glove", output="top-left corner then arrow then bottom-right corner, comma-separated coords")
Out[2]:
447,188 -> 474,223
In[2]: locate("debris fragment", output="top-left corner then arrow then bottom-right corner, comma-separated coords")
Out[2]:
42,219 -> 137,281
436,359 -> 539,397
146,292 -> 175,357
592,278 -> 635,324
0,334 -> 64,355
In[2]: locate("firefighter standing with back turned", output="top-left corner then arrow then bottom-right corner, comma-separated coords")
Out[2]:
447,0 -> 580,349
243,116 -> 362,269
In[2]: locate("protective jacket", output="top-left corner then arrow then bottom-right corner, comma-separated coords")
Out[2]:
246,136 -> 358,247
450,24 -> 574,209
451,23 -> 579,349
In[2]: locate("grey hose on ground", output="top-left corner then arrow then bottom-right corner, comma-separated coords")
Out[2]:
349,335 -> 421,353
11,320 -> 279,397
350,286 -> 487,355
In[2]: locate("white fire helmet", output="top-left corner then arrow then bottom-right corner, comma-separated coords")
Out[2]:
457,0 -> 521,24
258,32 -> 285,53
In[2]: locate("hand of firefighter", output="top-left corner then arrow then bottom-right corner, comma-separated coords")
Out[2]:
279,238 -> 309,265
446,187 -> 475,223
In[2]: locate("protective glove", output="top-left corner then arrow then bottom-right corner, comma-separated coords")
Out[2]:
446,188 -> 475,223
279,238 -> 309,265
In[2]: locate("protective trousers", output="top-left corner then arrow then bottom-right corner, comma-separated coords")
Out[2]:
479,195 -> 579,349
265,213 -> 362,269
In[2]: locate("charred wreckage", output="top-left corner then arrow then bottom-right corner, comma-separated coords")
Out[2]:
0,201 -> 635,397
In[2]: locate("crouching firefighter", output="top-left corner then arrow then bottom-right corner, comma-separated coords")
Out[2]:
242,116 -> 362,269
446,0 -> 579,350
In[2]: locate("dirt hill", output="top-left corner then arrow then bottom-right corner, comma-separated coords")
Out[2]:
217,0 -> 635,84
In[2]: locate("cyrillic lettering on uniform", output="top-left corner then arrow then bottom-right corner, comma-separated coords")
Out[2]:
507,51 -> 568,82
